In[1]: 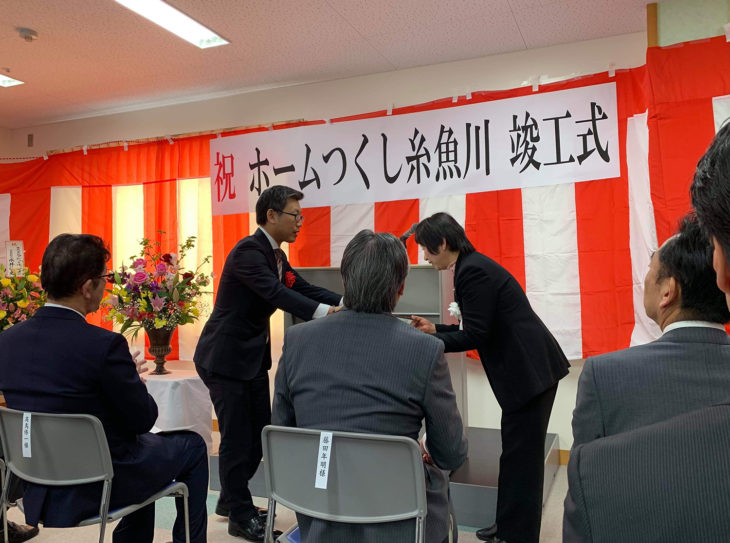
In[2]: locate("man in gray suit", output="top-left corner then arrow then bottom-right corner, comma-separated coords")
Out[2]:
564,402 -> 730,543
564,125 -> 730,542
272,230 -> 467,543
570,213 -> 730,448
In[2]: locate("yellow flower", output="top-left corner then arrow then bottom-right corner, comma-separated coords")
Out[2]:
115,314 -> 125,324
0,310 -> 6,320
26,274 -> 39,283
0,278 -> 10,287
154,317 -> 167,329
16,300 -> 28,309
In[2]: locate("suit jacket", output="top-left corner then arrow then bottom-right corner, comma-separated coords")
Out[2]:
194,228 -> 341,380
272,309 -> 467,543
0,306 -> 185,526
563,402 -> 730,543
571,326 -> 730,447
434,251 -> 569,412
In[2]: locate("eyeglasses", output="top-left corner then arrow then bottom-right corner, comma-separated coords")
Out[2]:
98,271 -> 116,281
278,210 -> 305,222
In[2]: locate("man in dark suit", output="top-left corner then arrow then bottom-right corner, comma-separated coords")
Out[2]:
571,213 -> 730,448
410,212 -> 569,543
564,402 -> 730,543
194,185 -> 341,541
0,234 -> 208,543
562,122 -> 730,543
692,121 -> 730,320
272,230 -> 467,543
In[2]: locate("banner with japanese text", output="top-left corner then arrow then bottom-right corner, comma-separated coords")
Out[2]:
3,36 -> 730,361
210,83 -> 619,215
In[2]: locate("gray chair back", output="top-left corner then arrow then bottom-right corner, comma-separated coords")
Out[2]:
0,407 -> 113,486
262,425 -> 426,541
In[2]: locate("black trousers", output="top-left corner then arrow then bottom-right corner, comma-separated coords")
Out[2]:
196,364 -> 270,523
496,383 -> 558,543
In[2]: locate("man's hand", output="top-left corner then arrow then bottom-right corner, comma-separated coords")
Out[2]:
410,315 -> 436,334
327,305 -> 342,315
419,438 -> 433,465
131,348 -> 149,383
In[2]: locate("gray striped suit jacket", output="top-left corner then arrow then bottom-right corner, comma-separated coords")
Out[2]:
564,402 -> 730,543
272,309 -> 468,543
571,326 -> 730,448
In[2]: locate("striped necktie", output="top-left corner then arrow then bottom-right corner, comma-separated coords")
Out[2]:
274,248 -> 285,280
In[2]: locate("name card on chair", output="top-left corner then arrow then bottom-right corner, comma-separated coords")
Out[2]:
22,412 -> 31,458
314,431 -> 333,489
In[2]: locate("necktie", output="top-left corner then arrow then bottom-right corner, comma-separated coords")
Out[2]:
274,248 -> 285,280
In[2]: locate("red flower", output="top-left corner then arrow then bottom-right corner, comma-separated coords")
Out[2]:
182,272 -> 194,281
284,271 -> 296,288
161,253 -> 173,264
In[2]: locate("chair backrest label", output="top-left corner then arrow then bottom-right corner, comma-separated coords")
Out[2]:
314,431 -> 333,489
22,412 -> 31,458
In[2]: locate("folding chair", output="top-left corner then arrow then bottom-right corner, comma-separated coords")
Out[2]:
262,425 -> 427,543
0,407 -> 190,543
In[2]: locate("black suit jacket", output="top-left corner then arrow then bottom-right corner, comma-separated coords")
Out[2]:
434,251 -> 569,412
194,228 -> 341,380
0,306 -> 187,526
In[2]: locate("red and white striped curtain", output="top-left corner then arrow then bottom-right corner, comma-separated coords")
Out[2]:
2,36 -> 729,361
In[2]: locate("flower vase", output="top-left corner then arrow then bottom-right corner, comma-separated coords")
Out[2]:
145,326 -> 175,375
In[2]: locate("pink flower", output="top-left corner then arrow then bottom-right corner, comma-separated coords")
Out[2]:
132,271 -> 148,285
132,258 -> 146,270
108,294 -> 119,308
150,294 -> 165,312
155,263 -> 167,277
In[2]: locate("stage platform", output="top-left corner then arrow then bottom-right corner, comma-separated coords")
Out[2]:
210,426 -> 560,527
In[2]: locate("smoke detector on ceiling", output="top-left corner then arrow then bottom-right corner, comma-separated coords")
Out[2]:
16,27 -> 38,42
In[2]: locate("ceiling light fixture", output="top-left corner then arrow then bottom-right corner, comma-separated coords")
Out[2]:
0,75 -> 24,88
115,0 -> 228,49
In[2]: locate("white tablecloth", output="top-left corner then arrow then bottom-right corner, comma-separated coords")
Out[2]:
146,360 -> 213,452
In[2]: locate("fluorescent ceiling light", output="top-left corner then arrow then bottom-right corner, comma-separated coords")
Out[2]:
0,75 -> 24,87
115,0 -> 229,49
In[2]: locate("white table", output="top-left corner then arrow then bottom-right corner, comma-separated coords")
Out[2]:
146,359 -> 213,452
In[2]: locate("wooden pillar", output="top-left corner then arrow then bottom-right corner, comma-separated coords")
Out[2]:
647,2 -> 658,47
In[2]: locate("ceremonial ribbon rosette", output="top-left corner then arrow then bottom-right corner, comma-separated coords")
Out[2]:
284,271 -> 296,288
448,301 -> 461,321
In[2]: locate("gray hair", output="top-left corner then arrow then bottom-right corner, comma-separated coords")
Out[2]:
341,230 -> 409,313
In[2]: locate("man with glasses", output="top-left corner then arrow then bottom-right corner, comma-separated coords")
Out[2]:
195,185 -> 342,542
0,234 -> 209,543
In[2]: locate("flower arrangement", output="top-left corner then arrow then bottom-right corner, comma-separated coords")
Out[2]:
0,265 -> 46,331
102,235 -> 211,338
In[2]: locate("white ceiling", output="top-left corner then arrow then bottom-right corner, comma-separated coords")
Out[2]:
0,0 -> 655,130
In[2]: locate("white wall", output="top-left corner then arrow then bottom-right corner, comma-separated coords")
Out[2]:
3,30 -> 648,449
0,128 -> 10,158
5,32 -> 646,160
658,0 -> 729,46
